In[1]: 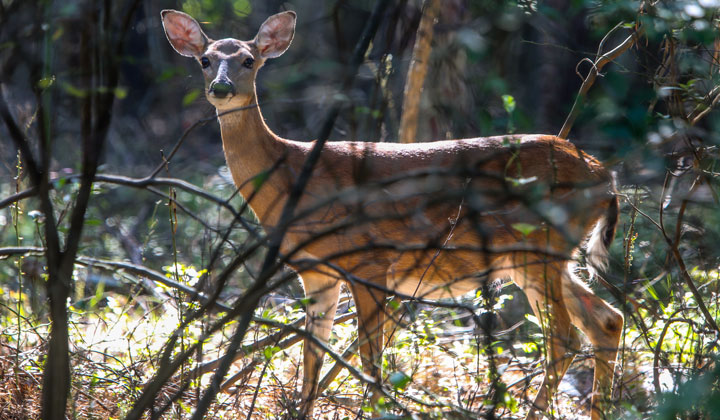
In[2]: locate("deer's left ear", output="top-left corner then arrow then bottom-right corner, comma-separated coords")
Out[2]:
161,9 -> 209,58
255,11 -> 296,59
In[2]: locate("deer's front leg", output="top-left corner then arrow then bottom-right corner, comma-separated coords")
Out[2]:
515,262 -> 578,420
298,271 -> 342,419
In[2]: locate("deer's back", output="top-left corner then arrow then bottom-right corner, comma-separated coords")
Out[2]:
278,135 -> 612,270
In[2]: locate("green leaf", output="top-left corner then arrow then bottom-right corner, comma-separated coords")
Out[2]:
502,94 -> 516,113
62,81 -> 87,98
525,314 -> 540,327
643,279 -> 660,302
37,76 -> 55,90
354,106 -> 371,115
232,0 -> 252,17
521,342 -> 538,353
85,218 -> 102,226
512,223 -> 537,237
114,86 -> 128,99
157,67 -> 182,82
299,297 -> 314,308
252,171 -> 269,189
90,281 -> 105,308
388,371 -> 411,390
503,391 -> 519,412
263,346 -> 277,360
388,299 -> 401,311
505,176 -> 538,187
182,89 -> 201,106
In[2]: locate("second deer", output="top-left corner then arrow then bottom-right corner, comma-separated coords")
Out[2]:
161,9 -> 624,420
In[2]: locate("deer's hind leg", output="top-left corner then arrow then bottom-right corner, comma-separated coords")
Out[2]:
562,268 -> 623,420
508,258 -> 581,420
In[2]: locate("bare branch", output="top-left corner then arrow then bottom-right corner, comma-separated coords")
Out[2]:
558,26 -> 641,139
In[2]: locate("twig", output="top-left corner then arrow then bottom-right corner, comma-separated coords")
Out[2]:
558,26 -> 641,139
0,186 -> 38,210
318,338 -> 359,393
659,173 -> 720,333
689,85 -> 720,126
144,103 -> 259,180
0,247 -> 233,311
195,311 -> 356,378
652,313 -> 688,394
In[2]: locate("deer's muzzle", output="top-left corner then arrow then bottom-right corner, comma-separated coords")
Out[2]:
209,80 -> 234,98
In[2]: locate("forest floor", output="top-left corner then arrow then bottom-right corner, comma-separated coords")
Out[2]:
0,288 -> 649,419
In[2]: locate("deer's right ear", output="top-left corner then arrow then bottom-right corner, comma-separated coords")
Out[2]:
161,10 -> 209,58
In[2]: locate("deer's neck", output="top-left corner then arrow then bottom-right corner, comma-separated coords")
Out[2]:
217,96 -> 291,226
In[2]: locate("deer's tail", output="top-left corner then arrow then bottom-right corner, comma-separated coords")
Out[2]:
586,195 -> 619,273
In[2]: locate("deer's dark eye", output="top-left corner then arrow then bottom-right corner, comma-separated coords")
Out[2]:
243,57 -> 254,69
200,57 -> 210,68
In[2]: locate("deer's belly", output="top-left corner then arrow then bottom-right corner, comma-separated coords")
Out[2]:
388,274 -> 481,300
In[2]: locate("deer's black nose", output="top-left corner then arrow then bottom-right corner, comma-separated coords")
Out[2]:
210,80 -> 234,98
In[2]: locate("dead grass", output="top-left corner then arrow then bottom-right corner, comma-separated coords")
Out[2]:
0,290 -> 643,419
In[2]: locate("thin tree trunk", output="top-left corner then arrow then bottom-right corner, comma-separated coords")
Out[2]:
398,0 -> 440,143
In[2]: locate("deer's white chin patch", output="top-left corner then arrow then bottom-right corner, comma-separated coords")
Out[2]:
207,94 -> 233,106
210,95 -> 253,112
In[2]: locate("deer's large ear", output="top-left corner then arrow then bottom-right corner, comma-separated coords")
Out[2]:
161,10 -> 209,57
255,11 -> 296,59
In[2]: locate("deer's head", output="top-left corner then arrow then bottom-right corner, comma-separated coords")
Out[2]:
161,10 -> 296,110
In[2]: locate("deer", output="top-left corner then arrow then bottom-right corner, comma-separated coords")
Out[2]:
161,9 -> 624,420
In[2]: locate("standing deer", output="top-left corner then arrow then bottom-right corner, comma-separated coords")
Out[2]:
161,9 -> 623,420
